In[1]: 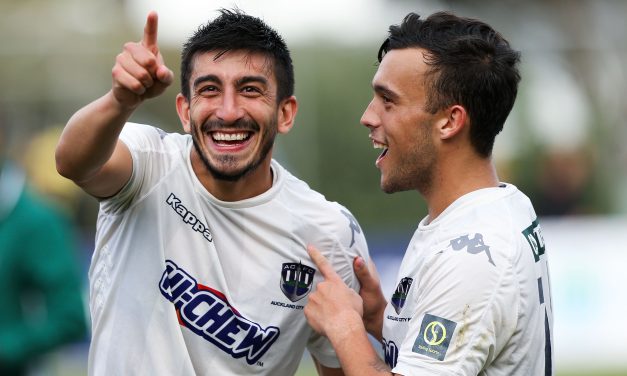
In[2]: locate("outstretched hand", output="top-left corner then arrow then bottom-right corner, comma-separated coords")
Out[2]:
111,11 -> 174,109
304,245 -> 364,338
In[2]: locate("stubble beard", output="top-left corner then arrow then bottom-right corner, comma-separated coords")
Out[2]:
191,115 -> 278,182
381,127 -> 436,195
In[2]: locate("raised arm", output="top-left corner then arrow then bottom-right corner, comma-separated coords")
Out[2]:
55,11 -> 173,198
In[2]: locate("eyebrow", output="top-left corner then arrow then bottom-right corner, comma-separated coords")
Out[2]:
193,74 -> 221,90
192,75 -> 269,90
236,75 -> 268,87
373,83 -> 399,101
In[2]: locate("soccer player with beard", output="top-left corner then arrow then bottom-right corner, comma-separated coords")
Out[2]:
55,9 -> 369,376
304,11 -> 554,376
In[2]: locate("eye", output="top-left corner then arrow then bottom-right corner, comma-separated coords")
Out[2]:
241,86 -> 262,96
198,85 -> 218,95
379,93 -> 395,107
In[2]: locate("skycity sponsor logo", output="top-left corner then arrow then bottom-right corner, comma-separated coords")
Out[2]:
412,313 -> 457,361
165,193 -> 213,242
159,260 -> 279,365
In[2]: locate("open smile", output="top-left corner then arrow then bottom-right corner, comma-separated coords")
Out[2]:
371,137 -> 389,167
208,130 -> 255,152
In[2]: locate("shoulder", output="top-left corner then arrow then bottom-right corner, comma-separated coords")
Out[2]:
119,122 -> 165,142
436,185 -> 537,263
275,161 -> 345,218
273,161 -> 369,282
278,162 -> 363,241
119,122 -> 190,174
120,122 -> 189,153
101,124 -> 190,210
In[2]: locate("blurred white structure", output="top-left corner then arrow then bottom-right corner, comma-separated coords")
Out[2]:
126,0 -> 444,47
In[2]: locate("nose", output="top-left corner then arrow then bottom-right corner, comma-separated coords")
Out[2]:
215,91 -> 245,124
360,99 -> 380,129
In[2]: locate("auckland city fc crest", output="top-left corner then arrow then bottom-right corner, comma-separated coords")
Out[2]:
280,262 -> 316,302
391,277 -> 413,314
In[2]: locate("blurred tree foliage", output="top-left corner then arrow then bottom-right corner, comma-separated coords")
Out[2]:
285,45 -> 427,235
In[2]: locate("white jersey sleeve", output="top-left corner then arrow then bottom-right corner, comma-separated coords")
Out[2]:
103,122 -> 182,214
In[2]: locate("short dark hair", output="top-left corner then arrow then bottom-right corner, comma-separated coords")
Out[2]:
180,8 -> 294,103
378,12 -> 521,157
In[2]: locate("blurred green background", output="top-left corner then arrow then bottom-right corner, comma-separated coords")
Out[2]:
2,0 -> 626,375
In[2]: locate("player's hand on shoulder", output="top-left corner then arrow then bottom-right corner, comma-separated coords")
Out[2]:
111,11 -> 173,110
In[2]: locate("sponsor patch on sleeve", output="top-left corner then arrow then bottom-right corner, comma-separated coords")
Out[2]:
412,313 -> 457,361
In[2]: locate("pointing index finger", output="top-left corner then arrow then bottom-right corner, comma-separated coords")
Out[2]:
307,245 -> 341,281
142,11 -> 159,53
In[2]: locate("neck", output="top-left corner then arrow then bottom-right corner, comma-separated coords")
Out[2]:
423,153 -> 499,223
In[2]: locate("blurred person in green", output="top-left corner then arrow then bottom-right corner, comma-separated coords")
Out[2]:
0,109 -> 87,375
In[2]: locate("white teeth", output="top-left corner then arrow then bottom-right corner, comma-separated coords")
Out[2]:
373,141 -> 387,149
212,132 -> 249,141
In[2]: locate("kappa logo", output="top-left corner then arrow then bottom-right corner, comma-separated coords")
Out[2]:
412,313 -> 457,361
280,262 -> 315,302
450,233 -> 495,266
391,277 -> 413,314
154,126 -> 168,139
165,193 -> 213,242
159,260 -> 279,365
341,209 -> 362,247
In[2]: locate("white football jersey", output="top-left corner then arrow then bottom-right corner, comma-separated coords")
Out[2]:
88,123 -> 370,375
382,184 -> 553,376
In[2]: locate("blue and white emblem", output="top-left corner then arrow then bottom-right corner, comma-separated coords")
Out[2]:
391,277 -> 413,314
280,262 -> 315,302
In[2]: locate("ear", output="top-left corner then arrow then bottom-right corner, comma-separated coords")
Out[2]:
438,105 -> 468,140
176,93 -> 191,133
277,96 -> 298,134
